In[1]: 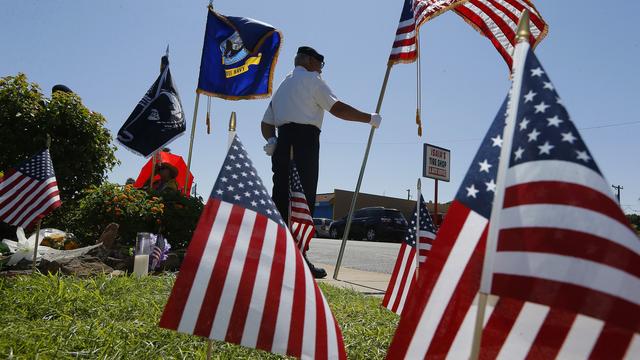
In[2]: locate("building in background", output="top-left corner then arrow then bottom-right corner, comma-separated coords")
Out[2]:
314,189 -> 449,224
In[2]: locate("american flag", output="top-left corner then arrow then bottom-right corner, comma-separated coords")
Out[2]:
382,195 -> 436,314
159,135 -> 346,359
289,161 -> 315,253
149,234 -> 170,271
386,98 -> 639,358
0,149 -> 61,229
454,0 -> 548,67
389,0 -> 467,65
483,45 -> 640,333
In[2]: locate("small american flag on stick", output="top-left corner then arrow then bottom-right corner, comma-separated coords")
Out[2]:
289,161 -> 315,253
482,43 -> 640,333
382,195 -> 436,314
159,135 -> 346,359
0,149 -> 61,229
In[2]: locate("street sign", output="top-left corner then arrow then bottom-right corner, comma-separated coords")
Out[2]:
423,143 -> 450,182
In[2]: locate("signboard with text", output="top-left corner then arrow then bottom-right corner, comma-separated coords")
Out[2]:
423,143 -> 450,182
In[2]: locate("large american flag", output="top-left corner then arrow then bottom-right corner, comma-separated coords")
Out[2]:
483,45 -> 640,333
386,98 -> 639,358
382,195 -> 436,314
159,135 -> 346,359
289,161 -> 315,253
0,149 -> 61,229
389,0 -> 467,65
454,0 -> 548,67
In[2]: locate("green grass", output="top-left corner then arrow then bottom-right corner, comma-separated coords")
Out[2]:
0,274 -> 398,359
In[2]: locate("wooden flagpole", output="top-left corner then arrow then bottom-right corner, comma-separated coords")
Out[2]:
184,93 -> 201,196
469,10 -> 531,360
333,64 -> 392,279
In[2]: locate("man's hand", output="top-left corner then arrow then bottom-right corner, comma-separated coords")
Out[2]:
263,137 -> 277,156
369,113 -> 382,128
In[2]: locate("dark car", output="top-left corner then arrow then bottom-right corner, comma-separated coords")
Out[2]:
329,207 -> 408,242
313,218 -> 332,238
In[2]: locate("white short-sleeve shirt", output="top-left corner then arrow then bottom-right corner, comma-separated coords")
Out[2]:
262,66 -> 339,130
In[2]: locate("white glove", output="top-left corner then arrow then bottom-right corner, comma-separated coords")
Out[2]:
263,137 -> 277,156
369,113 -> 382,128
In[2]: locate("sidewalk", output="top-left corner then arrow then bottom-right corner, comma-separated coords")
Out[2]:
314,263 -> 391,297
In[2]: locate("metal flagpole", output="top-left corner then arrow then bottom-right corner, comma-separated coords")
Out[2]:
184,93 -> 201,196
469,10 -> 531,360
333,64 -> 392,279
227,111 -> 236,148
415,178 -> 421,279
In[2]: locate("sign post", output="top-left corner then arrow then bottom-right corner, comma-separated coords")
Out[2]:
423,143 -> 450,225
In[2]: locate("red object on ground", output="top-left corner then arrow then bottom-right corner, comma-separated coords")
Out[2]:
133,152 -> 193,195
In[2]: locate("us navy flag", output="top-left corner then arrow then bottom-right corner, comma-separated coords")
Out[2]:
197,7 -> 281,100
117,55 -> 186,157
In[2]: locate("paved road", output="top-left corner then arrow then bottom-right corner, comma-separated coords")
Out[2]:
305,237 -> 400,274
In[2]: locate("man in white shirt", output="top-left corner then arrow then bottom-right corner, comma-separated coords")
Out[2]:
261,46 -> 382,278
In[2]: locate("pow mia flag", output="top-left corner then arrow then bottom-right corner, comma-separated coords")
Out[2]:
117,54 -> 186,157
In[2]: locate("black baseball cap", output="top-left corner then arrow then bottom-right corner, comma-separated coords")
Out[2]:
297,46 -> 324,63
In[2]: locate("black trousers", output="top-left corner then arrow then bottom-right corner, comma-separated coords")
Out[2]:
271,123 -> 320,224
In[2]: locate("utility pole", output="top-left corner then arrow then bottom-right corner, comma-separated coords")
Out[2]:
406,189 -> 411,200
612,184 -> 623,203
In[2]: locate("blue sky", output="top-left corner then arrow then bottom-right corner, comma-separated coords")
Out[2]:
1,1 -> 638,215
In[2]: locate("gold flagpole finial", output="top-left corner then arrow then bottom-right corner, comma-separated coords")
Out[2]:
228,111 -> 236,132
516,10 -> 531,43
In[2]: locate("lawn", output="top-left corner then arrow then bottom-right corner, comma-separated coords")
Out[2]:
0,273 -> 398,359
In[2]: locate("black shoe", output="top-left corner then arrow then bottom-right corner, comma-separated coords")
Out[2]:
304,255 -> 327,279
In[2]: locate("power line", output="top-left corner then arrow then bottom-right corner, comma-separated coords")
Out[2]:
325,120 -> 640,146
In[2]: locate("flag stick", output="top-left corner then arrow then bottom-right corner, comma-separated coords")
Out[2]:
206,339 -> 213,359
184,93 -> 201,196
31,220 -> 42,272
333,64 -> 392,279
470,10 -> 531,360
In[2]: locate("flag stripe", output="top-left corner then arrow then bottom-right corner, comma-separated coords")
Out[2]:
524,308 -> 576,360
240,219 -> 278,348
193,205 -> 245,337
212,210 -> 257,340
480,299 -> 524,359
492,273 -> 640,332
624,334 -> 640,359
8,183 -> 58,225
0,171 -> 21,194
271,227 -> 296,354
590,323 -> 635,360
20,193 -> 61,229
388,245 -> 415,312
505,160 -> 616,201
382,243 -> 411,309
498,228 -> 640,278
499,205 -> 640,255
0,176 -> 34,210
301,251 -> 317,358
555,315 -> 602,358
504,181 -> 628,225
313,284 -> 328,359
287,240 -> 307,357
0,178 -> 51,219
256,225 -> 287,350
159,199 -> 221,330
495,302 -> 549,360
424,235 -> 487,359
226,214 -> 268,344
406,209 -> 487,358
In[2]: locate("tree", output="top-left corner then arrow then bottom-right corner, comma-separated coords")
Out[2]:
0,73 -> 119,200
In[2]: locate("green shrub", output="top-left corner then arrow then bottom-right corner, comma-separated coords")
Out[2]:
59,183 -> 203,249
